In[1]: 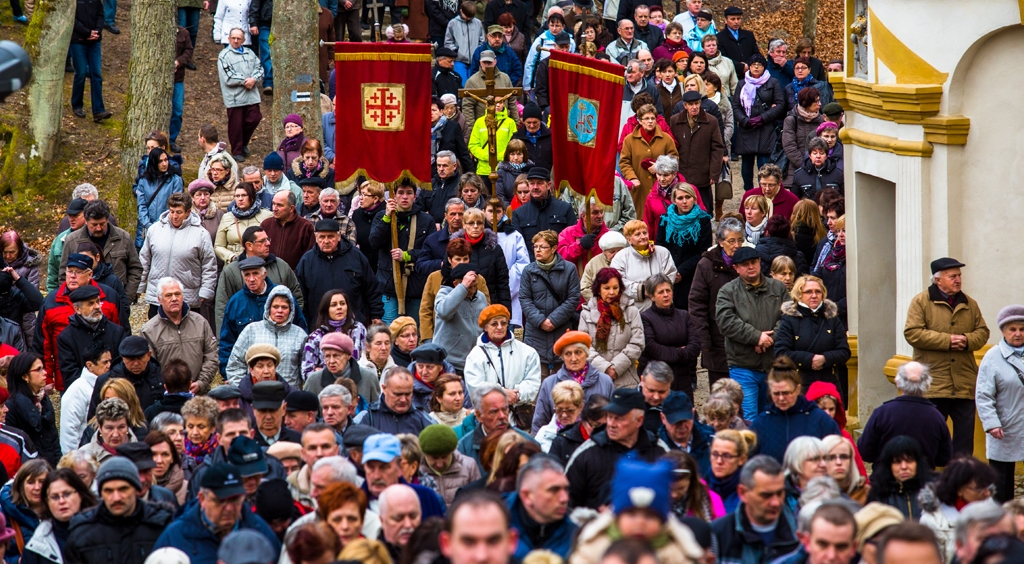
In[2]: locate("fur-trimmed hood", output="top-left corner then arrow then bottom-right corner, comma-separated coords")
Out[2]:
290,155 -> 333,181
781,299 -> 839,319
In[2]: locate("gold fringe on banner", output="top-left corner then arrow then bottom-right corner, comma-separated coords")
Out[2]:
335,53 -> 433,63
549,59 -> 625,85
336,168 -> 432,193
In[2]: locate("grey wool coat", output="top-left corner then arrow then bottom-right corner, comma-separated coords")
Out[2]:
977,339 -> 1024,462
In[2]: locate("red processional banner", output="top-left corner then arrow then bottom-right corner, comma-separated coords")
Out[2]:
548,50 -> 625,207
334,43 -> 433,187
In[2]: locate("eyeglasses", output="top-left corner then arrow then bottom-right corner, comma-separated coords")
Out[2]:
771,389 -> 797,398
465,221 -> 485,226
722,238 -> 744,245
48,491 -> 78,502
710,451 -> 737,461
554,407 -> 578,416
826,454 -> 851,462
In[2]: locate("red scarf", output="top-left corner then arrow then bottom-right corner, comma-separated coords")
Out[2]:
640,127 -> 656,143
595,297 -> 624,352
466,232 -> 484,246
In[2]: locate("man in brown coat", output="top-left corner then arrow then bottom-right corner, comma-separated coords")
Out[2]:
670,90 -> 724,212
904,257 -> 990,456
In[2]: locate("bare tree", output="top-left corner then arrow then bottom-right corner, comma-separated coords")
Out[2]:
117,0 -> 176,226
802,0 -> 818,42
0,0 -> 75,197
269,0 -> 323,150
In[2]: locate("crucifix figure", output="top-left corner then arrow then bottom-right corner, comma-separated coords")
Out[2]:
459,66 -> 522,187
367,0 -> 384,41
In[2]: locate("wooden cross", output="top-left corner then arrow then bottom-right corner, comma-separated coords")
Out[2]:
459,66 -> 521,189
367,0 -> 384,41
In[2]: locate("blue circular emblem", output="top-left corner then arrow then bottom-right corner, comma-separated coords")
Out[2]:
568,98 -> 598,146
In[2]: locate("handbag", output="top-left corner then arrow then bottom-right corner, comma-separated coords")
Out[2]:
715,165 -> 733,201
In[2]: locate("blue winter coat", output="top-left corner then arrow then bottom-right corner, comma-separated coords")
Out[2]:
470,42 -> 523,86
352,398 -> 436,436
218,280 -> 307,374
749,396 -> 841,462
152,502 -> 281,564
507,493 -> 576,559
659,419 -> 715,478
134,172 -> 185,248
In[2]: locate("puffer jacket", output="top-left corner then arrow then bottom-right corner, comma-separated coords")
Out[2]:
578,295 -> 645,388
494,160 -> 533,204
610,244 -> 678,312
286,155 -> 335,190
748,395 -> 841,462
141,304 -> 219,395
532,363 -> 614,434
520,256 -> 582,366
781,106 -> 824,186
464,331 -> 542,404
153,502 -> 280,564
225,285 -> 308,388
454,229 -> 511,310
570,511 -> 702,564
140,210 -> 218,306
214,205 -> 274,262
134,173 -> 185,248
754,236 -> 808,277
715,275 -> 787,373
204,153 -> 240,211
905,285 -> 989,400
791,155 -> 844,201
423,450 -> 481,507
774,300 -> 850,389
217,46 -> 263,108
707,52 -> 738,99
731,75 -> 786,155
918,483 -> 958,564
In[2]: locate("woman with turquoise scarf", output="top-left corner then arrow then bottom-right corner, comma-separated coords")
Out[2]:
656,183 -> 712,310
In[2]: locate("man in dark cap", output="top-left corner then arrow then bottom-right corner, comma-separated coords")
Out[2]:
342,424 -> 377,471
822,101 -> 844,127
905,258 -> 989,456
252,380 -> 302,447
533,32 -> 572,113
715,246 -> 788,420
464,46 -> 520,125
284,390 -> 320,433
511,102 -> 554,172
296,218 -> 383,326
295,176 -> 325,219
48,197 -> 89,293
511,167 -> 577,260
35,252 -> 122,390
471,25 -> 523,87
88,336 -> 164,419
210,385 -> 243,411
433,47 -> 462,100
410,343 -> 461,411
56,285 -> 125,390
154,462 -> 282,560
117,442 -> 179,510
368,178 -> 436,325
214,226 -> 306,336
659,391 -> 713,475
66,457 -> 175,564
670,88 -> 725,208
716,6 -> 760,75
565,388 -> 666,509
227,435 -> 270,503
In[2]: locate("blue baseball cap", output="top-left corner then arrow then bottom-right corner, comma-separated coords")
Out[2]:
661,392 -> 695,424
363,433 -> 402,464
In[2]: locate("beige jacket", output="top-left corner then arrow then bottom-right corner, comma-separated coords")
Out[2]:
569,511 -> 704,564
214,208 -> 274,262
578,295 -> 645,388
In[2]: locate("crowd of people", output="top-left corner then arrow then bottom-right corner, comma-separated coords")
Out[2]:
9,0 -> 1024,563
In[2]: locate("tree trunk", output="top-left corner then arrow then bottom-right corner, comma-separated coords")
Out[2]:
802,0 -> 818,42
117,0 -> 175,228
0,0 -> 75,198
270,0 -> 323,151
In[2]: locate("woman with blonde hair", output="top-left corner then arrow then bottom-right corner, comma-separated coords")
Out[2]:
707,429 -> 756,513
338,537 -> 393,564
98,378 -> 147,430
535,380 -> 584,451
821,434 -> 868,504
774,275 -> 850,401
486,430 -> 530,487
742,195 -> 770,246
770,256 -> 798,292
610,220 -> 677,312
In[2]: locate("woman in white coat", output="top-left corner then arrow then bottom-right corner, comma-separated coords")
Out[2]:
610,219 -> 677,311
464,304 -> 542,411
485,200 -> 530,327
213,0 -> 253,46
578,267 -> 645,388
976,304 -> 1024,504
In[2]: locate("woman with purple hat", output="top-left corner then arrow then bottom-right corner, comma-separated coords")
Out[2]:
277,114 -> 307,168
976,304 -> 1024,504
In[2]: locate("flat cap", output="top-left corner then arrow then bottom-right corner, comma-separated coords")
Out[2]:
315,218 -> 340,232
237,256 -> 266,271
119,336 -> 150,358
66,198 -> 88,215
682,90 -> 702,102
435,46 -> 457,59
68,285 -> 100,303
411,343 -> 447,365
526,167 -> 550,180
251,380 -> 287,410
930,257 -> 965,274
209,385 -> 243,401
731,246 -> 760,264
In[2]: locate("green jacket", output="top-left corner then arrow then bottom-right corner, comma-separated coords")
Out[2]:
715,275 -> 788,372
468,110 -> 518,177
47,229 -> 71,292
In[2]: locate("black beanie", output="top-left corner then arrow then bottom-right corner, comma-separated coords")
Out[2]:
522,102 -> 543,121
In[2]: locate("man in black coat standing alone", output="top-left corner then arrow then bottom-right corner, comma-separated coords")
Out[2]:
716,6 -> 760,76
511,168 -> 576,260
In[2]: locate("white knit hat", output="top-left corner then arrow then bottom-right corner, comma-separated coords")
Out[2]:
599,231 -> 628,251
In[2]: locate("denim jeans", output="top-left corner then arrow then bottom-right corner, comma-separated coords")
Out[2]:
103,0 -> 116,26
170,81 -> 184,143
382,295 -> 421,326
258,26 -> 273,88
729,367 -> 768,420
453,62 -> 470,86
177,7 -> 200,47
69,42 -> 105,114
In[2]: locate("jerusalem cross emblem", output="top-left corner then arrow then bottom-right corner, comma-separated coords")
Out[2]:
362,84 -> 406,131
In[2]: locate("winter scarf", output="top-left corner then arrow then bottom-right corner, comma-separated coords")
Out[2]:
745,217 -> 767,246
568,363 -> 589,385
229,198 -> 264,220
740,70 -> 770,115
184,434 -> 219,465
595,297 -> 625,353
157,463 -> 185,494
662,204 -> 709,246
503,160 -> 529,175
708,469 -> 741,500
278,132 -> 307,155
791,74 -> 814,104
822,240 -> 845,271
537,256 -> 557,271
797,105 -> 820,122
635,241 -> 655,257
